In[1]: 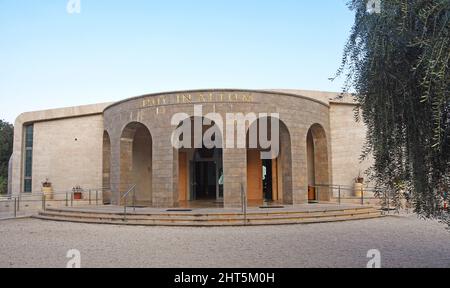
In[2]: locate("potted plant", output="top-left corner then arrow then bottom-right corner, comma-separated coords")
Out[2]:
72,185 -> 83,200
354,171 -> 364,197
41,178 -> 53,200
356,175 -> 364,184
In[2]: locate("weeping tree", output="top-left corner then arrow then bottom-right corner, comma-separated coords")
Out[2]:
334,0 -> 449,223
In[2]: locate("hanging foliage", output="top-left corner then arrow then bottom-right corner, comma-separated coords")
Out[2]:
334,0 -> 450,223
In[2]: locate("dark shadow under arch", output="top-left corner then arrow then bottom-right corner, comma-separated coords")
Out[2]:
120,122 -> 153,206
307,123 -> 330,202
102,130 -> 111,204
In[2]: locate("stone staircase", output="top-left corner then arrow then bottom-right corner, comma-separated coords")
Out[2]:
34,206 -> 383,226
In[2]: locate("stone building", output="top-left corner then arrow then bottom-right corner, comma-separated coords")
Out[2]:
8,89 -> 372,208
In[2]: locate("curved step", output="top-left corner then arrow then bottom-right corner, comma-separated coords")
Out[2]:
37,209 -> 379,221
34,207 -> 383,226
40,206 -> 377,217
34,213 -> 383,226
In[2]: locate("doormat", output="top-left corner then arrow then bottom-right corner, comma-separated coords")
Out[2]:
166,209 -> 193,212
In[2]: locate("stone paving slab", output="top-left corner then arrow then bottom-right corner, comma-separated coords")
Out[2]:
45,203 -> 373,215
1,214 -> 449,268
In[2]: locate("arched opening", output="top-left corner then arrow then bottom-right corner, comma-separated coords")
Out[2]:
307,123 -> 330,202
246,117 -> 292,206
120,122 -> 152,206
176,116 -> 223,207
102,131 -> 111,204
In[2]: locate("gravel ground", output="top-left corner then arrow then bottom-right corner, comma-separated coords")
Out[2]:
0,214 -> 449,268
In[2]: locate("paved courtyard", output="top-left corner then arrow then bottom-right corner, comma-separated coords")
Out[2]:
0,214 -> 449,268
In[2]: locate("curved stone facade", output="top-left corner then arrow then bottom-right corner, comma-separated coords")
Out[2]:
103,89 -> 332,208
9,89 -> 372,208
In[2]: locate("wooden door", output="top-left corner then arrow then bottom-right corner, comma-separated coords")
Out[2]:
247,149 -> 263,201
178,152 -> 187,201
308,186 -> 316,201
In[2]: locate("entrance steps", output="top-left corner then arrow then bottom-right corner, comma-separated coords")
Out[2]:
34,206 -> 383,226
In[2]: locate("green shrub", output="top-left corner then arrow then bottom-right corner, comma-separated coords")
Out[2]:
0,176 -> 6,195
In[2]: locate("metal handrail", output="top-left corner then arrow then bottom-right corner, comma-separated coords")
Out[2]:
2,183 -> 396,220
1,187 -> 110,199
308,184 -> 395,214
0,187 -> 107,218
241,181 -> 247,225
121,184 -> 137,221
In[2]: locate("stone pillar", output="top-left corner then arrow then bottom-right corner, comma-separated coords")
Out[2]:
279,125 -> 293,204
119,138 -> 133,202
151,128 -> 178,207
291,129 -> 308,204
109,134 -> 121,205
223,148 -> 246,208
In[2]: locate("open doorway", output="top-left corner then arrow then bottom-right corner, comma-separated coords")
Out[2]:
191,147 -> 223,201
177,116 -> 224,207
262,159 -> 273,201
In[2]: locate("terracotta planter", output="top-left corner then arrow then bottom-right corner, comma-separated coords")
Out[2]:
73,192 -> 83,200
42,187 -> 53,200
354,182 -> 364,197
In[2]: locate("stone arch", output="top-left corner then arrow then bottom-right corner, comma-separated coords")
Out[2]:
174,116 -> 224,205
120,122 -> 152,206
307,123 -> 330,202
246,116 -> 293,205
102,130 -> 112,204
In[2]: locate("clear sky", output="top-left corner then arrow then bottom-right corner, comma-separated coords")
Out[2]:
0,0 -> 354,123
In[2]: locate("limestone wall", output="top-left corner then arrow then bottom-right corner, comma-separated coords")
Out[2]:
103,89 -> 332,207
8,89 -> 375,206
31,115 -> 105,194
329,103 -> 373,193
10,103 -> 112,196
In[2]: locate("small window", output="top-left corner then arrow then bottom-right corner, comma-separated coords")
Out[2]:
24,179 -> 32,193
25,125 -> 33,148
23,124 -> 34,193
25,150 -> 32,177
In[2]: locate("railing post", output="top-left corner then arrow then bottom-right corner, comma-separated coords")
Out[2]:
132,187 -> 136,213
121,185 -> 137,221
42,194 -> 46,211
361,186 -> 364,205
71,192 -> 73,207
17,196 -> 20,212
244,184 -> 247,226
65,192 -> 68,207
241,182 -> 247,225
14,197 -> 17,218
338,186 -> 341,205
241,183 -> 244,213
387,191 -> 390,214
124,195 -> 127,222
96,190 -> 99,206
88,189 -> 91,205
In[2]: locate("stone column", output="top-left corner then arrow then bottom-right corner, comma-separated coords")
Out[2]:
222,148 -> 247,208
109,134 -> 121,205
291,129 -> 308,204
151,128 -> 178,207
